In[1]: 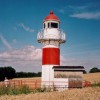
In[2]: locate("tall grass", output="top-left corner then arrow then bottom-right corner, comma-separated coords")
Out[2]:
0,87 -> 100,100
0,85 -> 31,95
0,85 -> 52,95
91,82 -> 100,87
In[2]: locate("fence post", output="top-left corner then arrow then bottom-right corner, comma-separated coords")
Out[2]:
20,80 -> 22,87
35,80 -> 37,89
18,80 -> 22,88
14,80 -> 15,88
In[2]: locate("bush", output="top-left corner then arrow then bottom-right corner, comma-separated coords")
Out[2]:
0,85 -> 9,95
20,85 -> 31,94
89,67 -> 100,73
15,72 -> 41,78
0,85 -> 32,95
0,85 -> 52,95
0,66 -> 16,81
91,82 -> 100,87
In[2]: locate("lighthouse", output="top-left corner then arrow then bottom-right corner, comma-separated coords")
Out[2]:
37,11 -> 66,87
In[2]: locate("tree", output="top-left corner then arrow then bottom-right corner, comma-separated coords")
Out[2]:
15,72 -> 42,78
0,66 -> 16,81
37,72 -> 41,76
89,67 -> 100,73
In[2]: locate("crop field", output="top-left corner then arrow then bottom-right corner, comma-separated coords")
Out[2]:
12,72 -> 100,83
83,73 -> 100,83
0,73 -> 100,100
13,77 -> 41,81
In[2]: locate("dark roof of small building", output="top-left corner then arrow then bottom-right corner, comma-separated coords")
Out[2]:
53,66 -> 84,69
53,66 -> 85,72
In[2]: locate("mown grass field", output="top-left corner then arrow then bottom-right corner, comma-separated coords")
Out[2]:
0,73 -> 100,100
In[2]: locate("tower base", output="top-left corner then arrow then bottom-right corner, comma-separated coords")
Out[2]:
41,65 -> 55,88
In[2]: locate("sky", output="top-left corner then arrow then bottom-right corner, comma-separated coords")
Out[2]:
0,0 -> 100,72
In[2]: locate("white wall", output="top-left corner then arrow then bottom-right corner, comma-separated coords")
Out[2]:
54,78 -> 68,91
41,65 -> 54,87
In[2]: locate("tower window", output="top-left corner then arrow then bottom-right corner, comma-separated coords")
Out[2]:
51,23 -> 58,28
44,23 -> 45,28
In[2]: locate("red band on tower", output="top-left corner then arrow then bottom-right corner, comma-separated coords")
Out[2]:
42,48 -> 60,65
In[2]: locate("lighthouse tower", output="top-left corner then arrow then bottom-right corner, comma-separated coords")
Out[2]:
37,11 -> 66,87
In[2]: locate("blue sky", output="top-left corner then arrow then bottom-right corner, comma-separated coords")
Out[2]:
0,0 -> 100,72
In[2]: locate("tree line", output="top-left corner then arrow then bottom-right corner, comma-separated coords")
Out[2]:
0,66 -> 41,81
89,67 -> 100,73
16,72 -> 41,78
0,66 -> 100,81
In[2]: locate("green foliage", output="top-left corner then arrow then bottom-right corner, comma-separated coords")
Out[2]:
0,66 -> 16,81
16,72 -> 41,78
0,85 -> 32,95
0,85 -> 9,95
20,85 -> 31,94
91,82 -> 100,87
37,72 -> 41,77
35,87 -> 46,92
89,67 -> 100,73
0,85 -> 54,95
9,86 -> 20,95
36,87 -> 52,92
0,66 -> 41,80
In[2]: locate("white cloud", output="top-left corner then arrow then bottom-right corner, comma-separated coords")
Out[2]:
59,3 -> 100,20
0,44 -> 100,72
58,5 -> 88,15
0,45 -> 42,72
70,12 -> 100,19
19,23 -> 34,33
0,34 -> 12,50
68,5 -> 88,12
